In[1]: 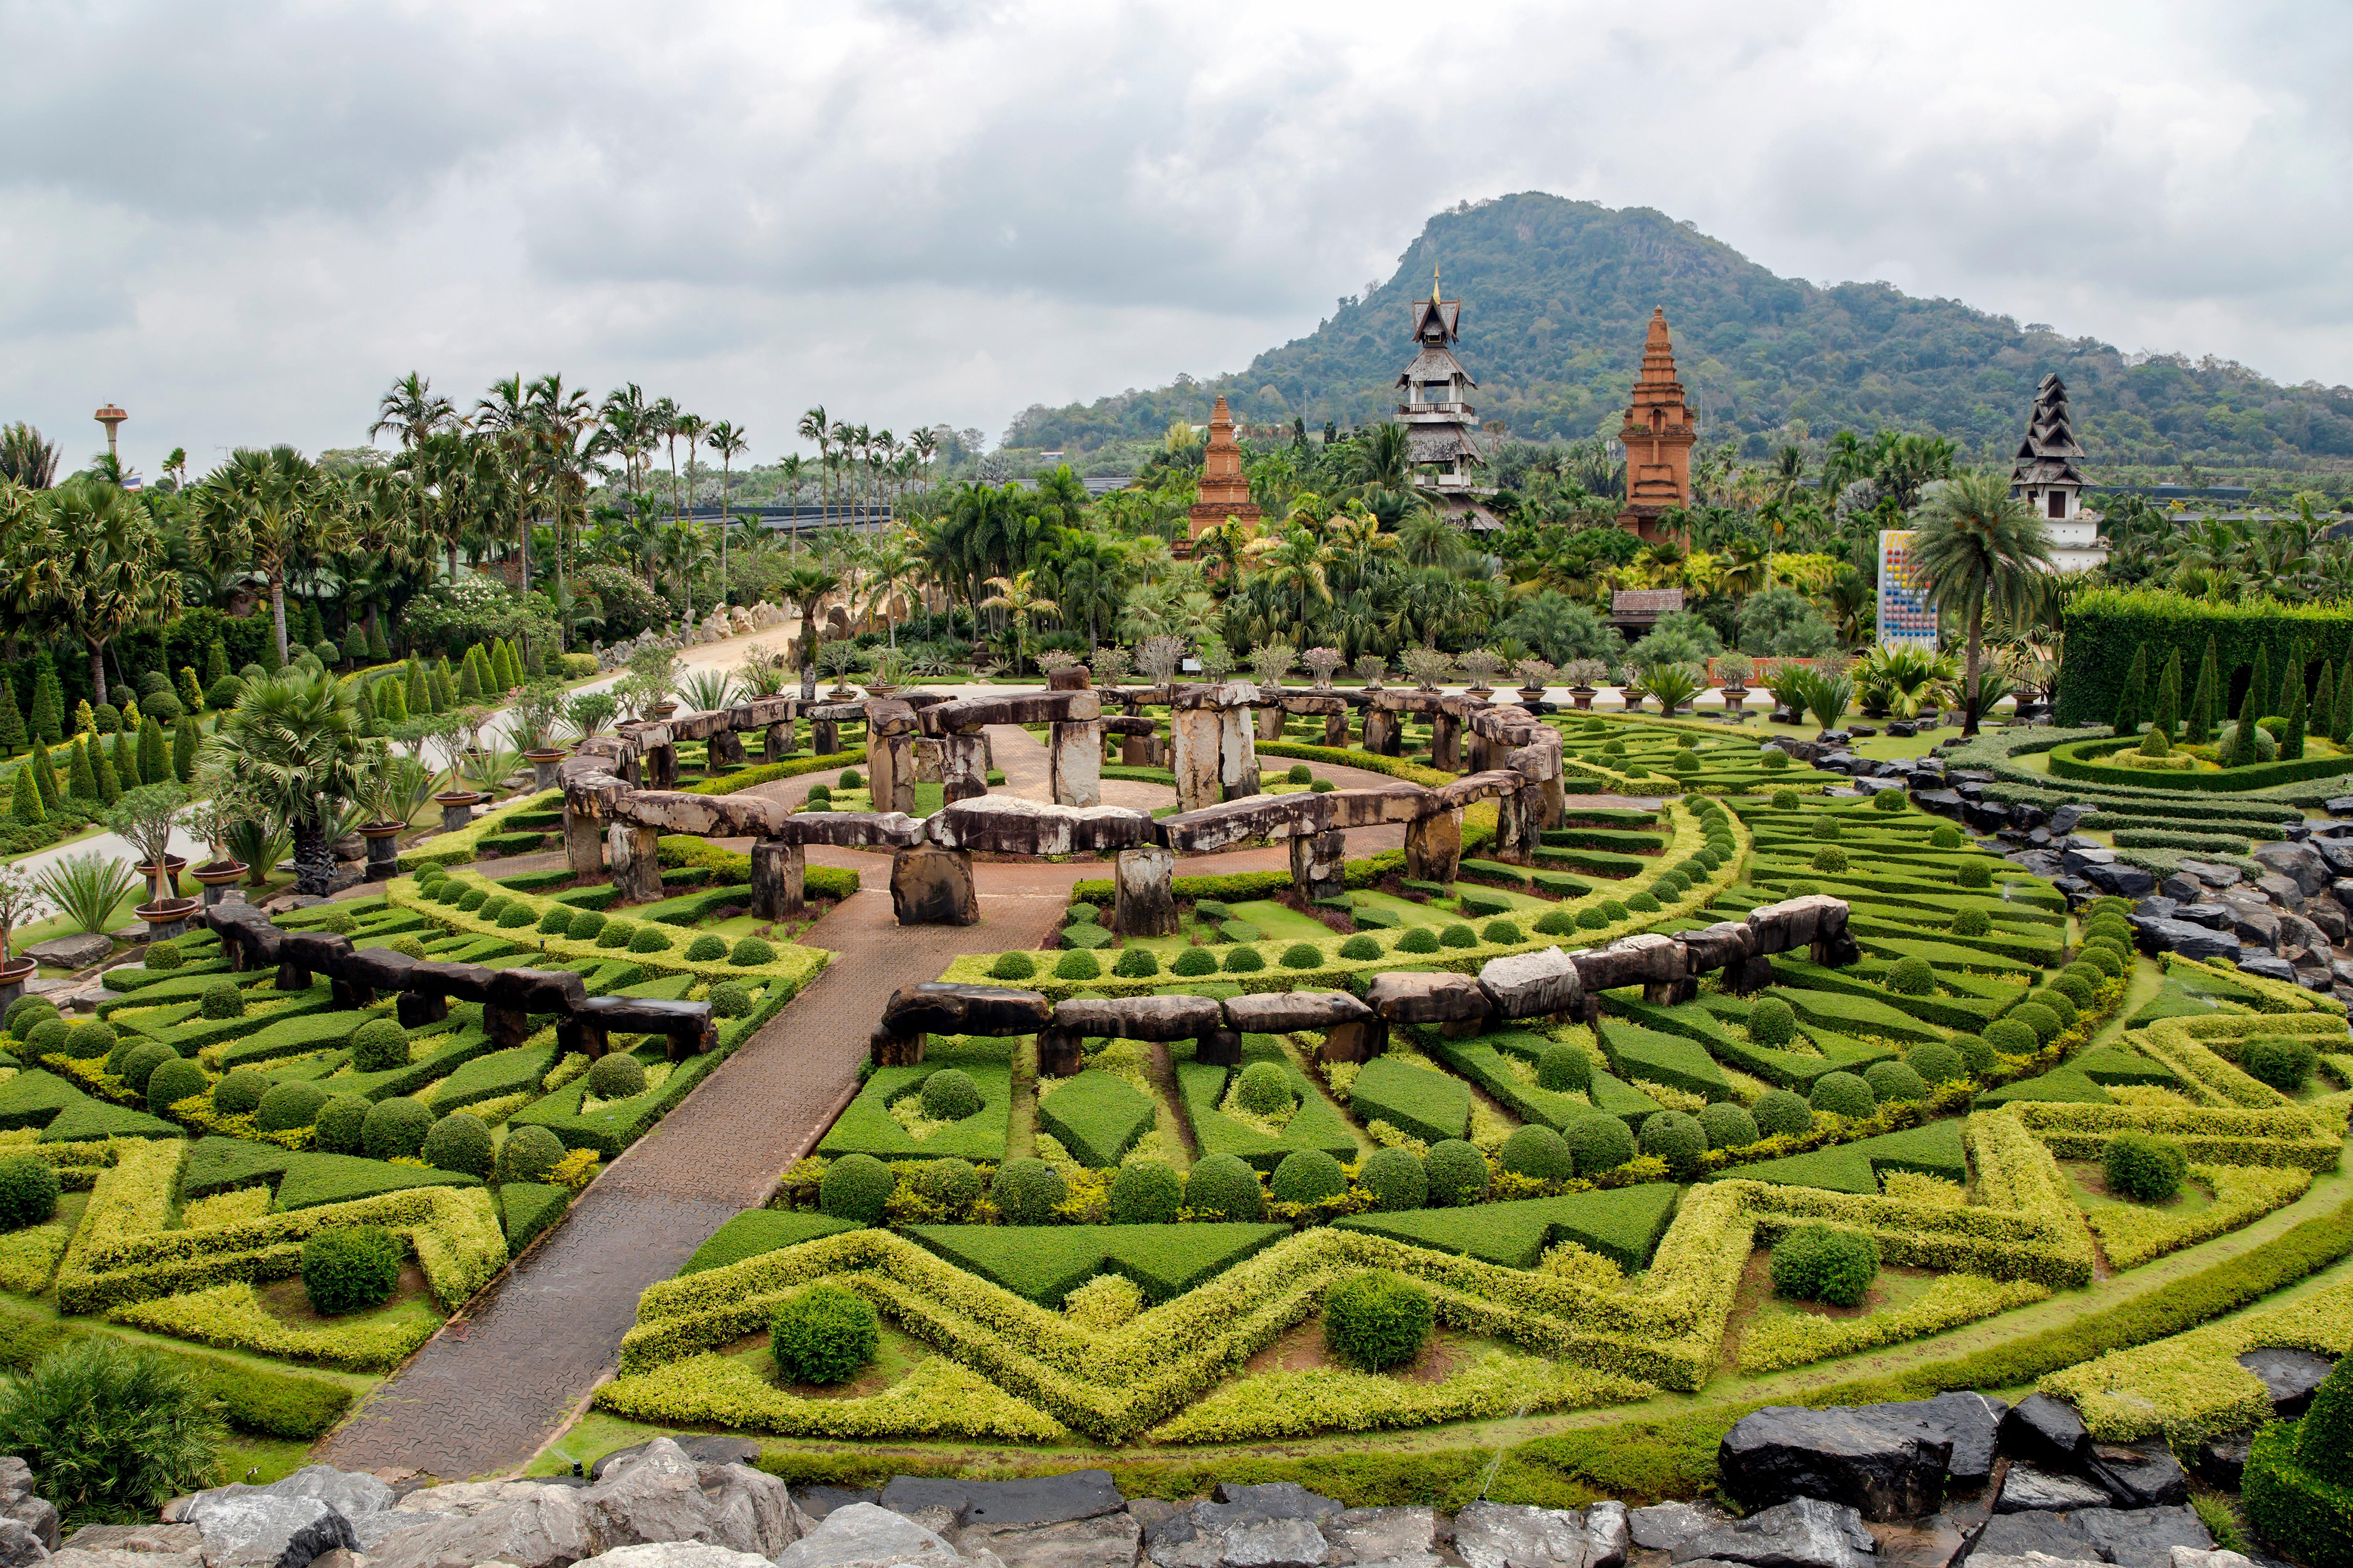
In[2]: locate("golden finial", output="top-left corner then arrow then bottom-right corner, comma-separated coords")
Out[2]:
1431,263 -> 1442,306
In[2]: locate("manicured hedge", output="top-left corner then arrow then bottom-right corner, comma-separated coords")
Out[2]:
1037,1070 -> 1158,1168
1346,1057 -> 1471,1145
1595,1021 -> 1734,1103
907,1223 -> 1289,1306
500,1183 -> 573,1256
2046,735 -> 2353,793
1176,1048 -> 1357,1173
815,1060 -> 1013,1164
1333,1184 -> 1682,1272
0,1296 -> 355,1438
682,1211 -> 861,1275
1722,1119 -> 1967,1195
2057,587 -> 2353,728
273,1152 -> 485,1211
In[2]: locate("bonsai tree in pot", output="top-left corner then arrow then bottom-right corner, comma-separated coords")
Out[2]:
1563,658 -> 1609,709
1089,643 -> 1134,691
1302,647 -> 1343,688
1247,642 -> 1298,693
0,866 -> 42,980
105,784 -> 191,908
1135,636 -> 1185,690
625,643 -> 683,715
816,641 -> 864,696
1716,653 -> 1755,707
567,690 -> 618,739
396,712 -> 472,800
1457,649 -> 1505,697
506,680 -> 571,762
1352,654 -> 1387,690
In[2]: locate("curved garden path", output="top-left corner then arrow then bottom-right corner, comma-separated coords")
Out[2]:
319,726 -> 1609,1478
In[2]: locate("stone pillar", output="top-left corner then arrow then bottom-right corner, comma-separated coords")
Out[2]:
1112,845 -> 1177,936
398,991 -> 448,1029
869,1026 -> 925,1067
1468,730 -> 1491,774
751,839 -> 805,920
1048,720 -> 1102,807
363,833 -> 401,883
646,744 -> 679,790
558,1017 -> 611,1060
483,1003 -> 532,1048
439,798 -> 475,835
812,718 -> 840,755
1288,828 -> 1346,903
890,844 -> 979,925
1404,809 -> 1463,884
1323,710 -> 1349,747
200,880 -> 238,908
608,822 -> 662,903
1362,708 -> 1398,756
1197,1028 -> 1242,1068
531,755 -> 563,789
942,732 -> 990,803
1171,706 -> 1224,814
1430,712 -> 1463,773
867,731 -> 915,814
709,729 -> 747,769
564,809 -> 605,879
764,720 -> 794,762
276,959 -> 312,993
911,738 -> 946,784
1494,788 -> 1540,865
1319,1017 -> 1388,1064
1036,1024 -> 1084,1078
1121,731 -> 1152,767
330,976 -> 375,1011
1256,705 -> 1284,741
1217,706 -> 1260,801
1539,774 -> 1565,830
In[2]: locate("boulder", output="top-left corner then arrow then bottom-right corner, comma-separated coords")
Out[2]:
2190,1434 -> 2250,1490
1718,1405 -> 1952,1521
1630,1503 -> 1734,1554
179,1493 -> 358,1568
57,1523 -> 204,1558
1204,1485 -> 1338,1524
957,1514 -> 1141,1568
2251,842 -> 2330,896
2073,1507 -> 2212,1568
1054,996 -> 1223,1044
1859,1393 -> 2009,1489
2127,920 -> 2242,965
1218,1518 -> 1325,1568
1221,991 -> 1374,1037
586,1547 -> 777,1568
2001,1394 -> 2090,1471
1452,1503 -> 1589,1568
1363,971 -> 1489,1025
2234,1347 -> 2335,1417
1323,1507 -> 1436,1568
891,845 -> 980,926
24,933 -> 112,970
884,982 -> 1053,1037
879,1472 -> 1125,1529
2238,955 -> 2297,984
1669,1499 -> 1878,1568
1477,948 -> 1586,1020
1584,1502 -> 1630,1568
1962,1516 -> 2099,1564
2166,1549 -> 2256,1568
1967,1555 -> 2101,1568
2083,1443 -> 2188,1509
774,1503 -> 964,1568
2252,873 -> 2307,914
2081,861 -> 2158,899
2167,904 -> 2234,932
1997,1469 -> 2112,1514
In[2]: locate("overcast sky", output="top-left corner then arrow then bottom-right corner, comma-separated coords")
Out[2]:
3,0 -> 2346,481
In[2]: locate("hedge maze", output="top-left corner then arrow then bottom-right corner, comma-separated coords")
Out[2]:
600,708 -> 2353,1461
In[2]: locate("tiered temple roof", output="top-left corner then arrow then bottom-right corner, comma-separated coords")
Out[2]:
2011,373 -> 2089,490
1616,307 -> 1697,540
1394,271 -> 1487,486
1186,395 -> 1261,540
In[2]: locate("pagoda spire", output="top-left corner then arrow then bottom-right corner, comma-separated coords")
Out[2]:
1186,395 -> 1261,542
2011,372 -> 2091,525
1616,307 -> 1697,541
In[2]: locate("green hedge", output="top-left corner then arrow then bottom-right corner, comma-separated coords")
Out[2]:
1347,1058 -> 1472,1145
1176,1047 -> 1358,1172
500,1183 -> 571,1256
680,750 -> 865,797
0,1296 -> 354,1438
908,1223 -> 1288,1306
1036,1070 -> 1158,1168
274,1153 -> 483,1211
1723,1119 -> 1967,1195
1333,1184 -> 1681,1272
2244,1419 -> 2353,1568
2047,736 -> 2353,794
682,1210 -> 860,1275
1594,1020 -> 1735,1103
815,1060 -> 1013,1164
2057,588 -> 2353,727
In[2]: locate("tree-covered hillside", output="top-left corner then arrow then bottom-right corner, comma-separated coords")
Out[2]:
1006,193 -> 2353,475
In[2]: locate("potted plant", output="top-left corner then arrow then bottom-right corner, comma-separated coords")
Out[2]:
736,642 -> 790,698
1195,640 -> 1236,682
1563,658 -> 1608,710
1457,649 -> 1505,699
0,866 -> 40,999
567,690 -> 619,739
1618,663 -> 1649,712
626,644 -> 683,717
400,713 -> 482,831
1716,653 -> 1755,712
867,647 -> 911,695
1638,661 -> 1705,716
349,749 -> 410,880
1301,647 -> 1342,689
1088,643 -> 1134,693
107,784 -> 193,917
508,679 -> 573,786
1136,636 -> 1186,691
1246,642 -> 1297,693
817,641 -> 864,697
1513,658 -> 1557,706
1400,646 -> 1452,693
1352,654 -> 1387,692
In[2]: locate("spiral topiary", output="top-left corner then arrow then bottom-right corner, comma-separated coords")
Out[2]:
1810,1070 -> 1877,1119
422,1112 -> 495,1177
1501,1124 -> 1574,1182
1639,1110 -> 1708,1179
497,1123 -> 566,1185
588,1053 -> 648,1101
1698,1102 -> 1761,1150
362,1097 -> 434,1161
1771,1221 -> 1880,1307
314,1093 -> 371,1154
994,1157 -> 1068,1225
819,1152 -> 895,1224
212,1069 -> 270,1117
771,1283 -> 879,1385
1753,1088 -> 1814,1138
1424,1139 -> 1489,1205
255,1081 -> 330,1132
349,1018 -> 410,1074
1234,1061 -> 1294,1117
1181,1153 -> 1262,1221
1562,1114 -> 1637,1175
1537,1044 -> 1591,1093
1864,1059 -> 1929,1103
1321,1269 -> 1433,1371
920,1068 -> 982,1122
1109,1160 -> 1182,1224
2104,1131 -> 2187,1201
1271,1148 -> 1347,1205
1358,1146 -> 1427,1211
1747,997 -> 1797,1048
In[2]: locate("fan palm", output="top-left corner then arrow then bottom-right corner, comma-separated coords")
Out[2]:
783,565 -> 845,698
204,671 -> 368,895
1910,471 -> 2053,736
37,479 -> 184,706
197,447 -> 345,667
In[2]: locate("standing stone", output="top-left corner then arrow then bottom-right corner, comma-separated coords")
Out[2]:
563,808 -> 605,879
1430,711 -> 1463,773
867,733 -> 916,815
1036,1024 -> 1084,1078
608,823 -> 662,903
1323,710 -> 1349,747
1256,705 -> 1285,741
1288,828 -> 1346,902
1113,846 -> 1178,937
1218,705 -> 1261,800
1049,721 -> 1103,807
940,731 -> 989,804
1494,787 -> 1541,864
1405,810 -> 1463,884
1121,731 -> 1153,767
646,744 -> 679,789
752,840 -> 806,921
812,717 -> 840,755
764,720 -> 794,761
911,739 -> 945,784
1362,707 -> 1399,756
709,729 -> 747,768
891,845 -> 979,926
1171,706 -> 1225,814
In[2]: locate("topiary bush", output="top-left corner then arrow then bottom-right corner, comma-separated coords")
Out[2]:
1171,946 -> 1218,976
1930,822 -> 1965,848
3,997 -> 56,1038
63,1020 -> 115,1060
144,940 -> 183,972
1109,1160 -> 1182,1224
497,1124 -> 566,1186
1639,1110 -> 1708,1179
1698,1102 -> 1761,1150
2104,1131 -> 2187,1202
2010,1001 -> 2063,1045
301,1225 -> 403,1316
254,1081 -> 329,1133
349,1018 -> 409,1074
1424,1139 -> 1489,1205
1112,947 -> 1160,978
421,1112 -> 494,1177
1771,1221 -> 1880,1307
685,933 -> 730,962
1865,1059 -> 1929,1103
2030,987 -> 2079,1029
989,951 -> 1038,980
1396,926 -> 1441,954
1321,1269 -> 1433,1372
1810,1071 -> 1877,1119
1533,909 -> 1575,937
1812,816 -> 1843,841
1872,788 -> 1907,813
1747,997 -> 1797,1048
1956,861 -> 1992,889
1811,845 -> 1850,874
1438,923 -> 1479,949
1358,1146 -> 1427,1211
627,925 -> 672,954
1056,949 -> 1102,980
1335,933 -> 1380,961
1984,1018 -> 2039,1058
1182,1153 -> 1262,1221
2243,1037 -> 2319,1092
771,1282 -> 879,1385
1950,1033 -> 1998,1076
1280,943 -> 1322,970
593,918 -> 637,950
1271,1149 -> 1347,1206
1286,763 -> 1312,784
566,909 -> 607,941
1501,1124 -> 1574,1182
1753,1088 -> 1814,1138
361,1097 -> 434,1161
839,769 -> 863,789
2049,970 -> 2096,1009
1234,1061 -> 1294,1117
994,1157 -> 1068,1225
538,907 -> 574,935
1905,1041 -> 1966,1084
1562,1114 -> 1637,1176
919,1068 -> 982,1122
707,981 -> 751,1018
314,1094 -> 370,1154
497,903 -> 538,929
1537,1043 -> 1591,1092
916,1158 -> 982,1213
0,1157 -> 59,1229
819,1152 -> 895,1224
212,1070 -> 269,1117
1952,908 -> 1990,937
2244,1375 -> 2353,1568
728,937 -> 775,967
588,1053 -> 648,1101
113,1042 -> 173,1096
1886,956 -> 1935,996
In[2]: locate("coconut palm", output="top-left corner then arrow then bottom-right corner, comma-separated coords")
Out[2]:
981,570 -> 1059,674
706,420 -> 750,592
369,373 -> 460,451
38,479 -> 184,706
203,671 -> 367,896
199,446 -> 348,666
1910,470 -> 2054,736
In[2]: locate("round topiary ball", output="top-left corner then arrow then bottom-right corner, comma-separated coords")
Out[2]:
595,918 -> 638,949
2030,987 -> 2079,1029
1811,845 -> 1850,874
1771,1221 -> 1880,1307
1271,1149 -> 1347,1205
537,906 -> 574,935
2104,1131 -> 2187,1202
1956,861 -> 1992,889
1438,924 -> 1478,949
349,1018 -> 409,1074
566,908 -> 608,941
1501,1124 -> 1574,1182
917,1158 -> 983,1213
1872,788 -> 1908,813
1864,1060 -> 1930,1103
1172,946 -> 1219,976
994,1157 -> 1069,1225
2242,1038 -> 2318,1092
1424,1139 -> 1489,1205
1639,1110 -> 1708,1179
422,1111 -> 494,1177
1949,1034 -> 1997,1076
1905,1041 -> 1966,1085
212,1069 -> 270,1117
1109,1160 -> 1182,1224
1058,949 -> 1104,980
588,1052 -> 648,1101
1562,1114 -> 1637,1176
1813,816 -> 1843,842
1287,763 -> 1312,784
1699,1102 -> 1761,1150
684,933 -> 730,963
990,951 -> 1038,980
819,1152 -> 896,1224
362,1097 -> 434,1161
197,981 -> 246,1023
1338,934 -> 1381,961
1182,1153 -> 1262,1221
1748,997 -> 1797,1048
1952,908 -> 1991,937
729,937 -> 776,967
1113,947 -> 1160,978
63,1019 -> 116,1060
144,940 -> 184,971
1537,1043 -> 1591,1093
2049,970 -> 2096,1009
1751,1087 -> 1814,1138
1358,1145 -> 1427,1211
920,1068 -> 982,1122
1482,918 -> 1524,944
0,1156 -> 59,1230
1811,1070 -> 1877,1119
1279,943 -> 1322,970
1321,1269 -> 1433,1372
628,925 -> 673,954
2010,1002 -> 2063,1045
114,1041 -> 174,1095
771,1282 -> 880,1384
313,1094 -> 370,1154
1234,1061 -> 1294,1118
142,1057 -> 204,1116
1984,1018 -> 2039,1058
1397,926 -> 1441,953
1886,956 -> 1936,997
1533,909 -> 1575,937
1930,823 -> 1965,848
3,997 -> 57,1038
255,1081 -> 331,1132
301,1225 -> 403,1316
497,1123 -> 566,1185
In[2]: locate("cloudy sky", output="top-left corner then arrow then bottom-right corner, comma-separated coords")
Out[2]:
2,0 -> 2346,480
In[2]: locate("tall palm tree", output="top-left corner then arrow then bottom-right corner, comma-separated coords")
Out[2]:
705,420 -> 749,595
980,570 -> 1058,673
1244,527 -> 1333,625
0,478 -> 51,663
198,447 -> 345,666
798,406 -> 830,530
0,426 -> 58,490
38,478 -> 183,704
526,375 -> 600,647
1911,470 -> 2053,736
863,540 -> 920,649
673,412 -> 708,520
369,373 -> 460,451
202,670 -> 367,895
782,564 -> 844,697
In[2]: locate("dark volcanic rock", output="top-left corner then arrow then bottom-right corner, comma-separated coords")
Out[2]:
2083,1442 -> 2189,1509
1996,1468 -> 2111,1513
1719,1406 -> 1951,1521
1862,1393 -> 2010,1489
2193,1433 -> 2253,1490
2073,1506 -> 2211,1568
879,1470 -> 1125,1528
2235,1348 -> 2336,1417
2000,1394 -> 2091,1471
1670,1499 -> 1878,1568
1969,1511 -> 2100,1563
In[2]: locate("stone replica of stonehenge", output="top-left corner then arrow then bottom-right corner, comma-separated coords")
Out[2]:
869,892 -> 1858,1072
553,672 -> 1577,929
202,902 -> 719,1060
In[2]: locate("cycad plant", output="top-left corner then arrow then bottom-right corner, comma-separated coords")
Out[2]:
205,671 -> 366,895
1787,668 -> 1855,734
0,1339 -> 222,1525
677,668 -> 737,713
31,852 -> 138,936
1637,661 -> 1704,715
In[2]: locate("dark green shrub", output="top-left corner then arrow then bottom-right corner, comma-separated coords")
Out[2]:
1952,908 -> 1991,937
23,1020 -> 66,1059
301,1225 -> 403,1315
3,997 -> 57,1037
1906,1041 -> 1967,1084
1271,1149 -> 1346,1205
920,1068 -> 982,1122
2011,1001 -> 2063,1044
2105,1132 -> 2187,1202
1575,907 -> 1612,930
1397,926 -> 1441,953
1183,1153 -> 1262,1220
2050,970 -> 2096,1009
627,925 -> 672,954
64,1020 -> 116,1059
1985,1018 -> 2039,1057
1811,845 -> 1849,874
1113,947 -> 1161,978
212,1070 -> 269,1117
1748,997 -> 1797,1047
1886,956 -> 1935,997
2030,987 -> 2079,1029
1065,903 -> 1101,927
2244,1415 -> 2353,1568
994,1157 -> 1067,1225
1951,1033 -> 1998,1076
422,1112 -> 494,1177
839,769 -> 863,789
1929,823 -> 1964,848
144,941 -> 183,971
497,1124 -> 566,1186
1057,949 -> 1103,980
1425,1138 -> 1488,1205
1771,788 -> 1800,810
1537,1044 -> 1591,1092
729,937 -> 776,967
1760,749 -> 1790,771
1234,1061 -> 1293,1117
819,1152 -> 895,1224
1812,816 -> 1842,841
1171,947 -> 1218,976
1280,943 -> 1323,970
1533,909 -> 1575,937
457,887 -> 489,911
114,1042 -> 173,1095
314,1094 -> 370,1155
1321,1269 -> 1433,1372
538,907 -> 574,935
1771,1221 -> 1880,1307
1872,788 -> 1907,812
1865,1060 -> 1929,1103
1956,861 -> 1992,889
1109,1160 -> 1182,1224
566,909 -> 607,941
1222,946 -> 1264,973
685,933 -> 729,962
989,951 -> 1038,980
771,1283 -> 879,1385
588,1053 -> 648,1101
1752,1089 -> 1814,1138
2243,1038 -> 2319,1092
1562,1114 -> 1636,1175
254,1081 -> 329,1132
594,918 -> 638,949
496,903 -> 537,930
1811,1071 -> 1877,1118
1698,1102 -> 1760,1150
1482,918 -> 1524,943
2293,1356 -> 2353,1486
1287,763 -> 1312,784
1501,1124 -> 1573,1182
1624,894 -> 1659,915
916,1159 -> 982,1213
707,981 -> 751,1018
1358,1146 -> 1427,1211
0,1337 -> 224,1524
1639,1110 -> 1707,1179
361,1097 -> 433,1161
1437,923 -> 1478,950
0,1157 -> 59,1229
349,1018 -> 409,1073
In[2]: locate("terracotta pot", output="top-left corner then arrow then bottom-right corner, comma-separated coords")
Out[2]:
136,897 -> 199,927
136,858 -> 189,901
433,790 -> 483,807
191,859 -> 247,886
523,748 -> 565,765
649,701 -> 679,718
0,957 -> 35,985
1465,683 -> 1495,701
1517,685 -> 1548,705
1570,687 -> 1596,711
359,821 -> 405,840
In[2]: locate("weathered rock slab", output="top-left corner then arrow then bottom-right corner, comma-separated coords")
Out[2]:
2234,1347 -> 2335,1417
1997,1469 -> 2112,1514
881,1470 -> 1125,1529
774,1502 -> 965,1568
1629,1502 -> 1734,1554
956,1513 -> 1140,1568
1669,1499 -> 1878,1568
1323,1507 -> 1436,1568
1718,1404 -> 1951,1520
1452,1502 -> 1589,1568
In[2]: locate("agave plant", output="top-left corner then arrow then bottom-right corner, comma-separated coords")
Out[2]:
33,852 -> 139,937
677,668 -> 738,714
460,742 -> 522,799
1637,661 -> 1705,715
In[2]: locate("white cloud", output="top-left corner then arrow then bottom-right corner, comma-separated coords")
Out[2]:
0,0 -> 2344,479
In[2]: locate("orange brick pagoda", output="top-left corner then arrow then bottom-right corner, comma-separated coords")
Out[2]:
1616,307 -> 1696,541
1187,395 -> 1262,540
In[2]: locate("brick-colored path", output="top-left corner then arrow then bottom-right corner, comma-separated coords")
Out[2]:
316,727 -> 1557,1476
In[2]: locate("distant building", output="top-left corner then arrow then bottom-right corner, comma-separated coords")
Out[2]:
2010,373 -> 2108,573
1615,309 -> 1697,542
1187,395 -> 1262,540
1393,271 -> 1502,529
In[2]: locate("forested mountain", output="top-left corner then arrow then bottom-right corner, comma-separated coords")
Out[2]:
1006,193 -> 2353,474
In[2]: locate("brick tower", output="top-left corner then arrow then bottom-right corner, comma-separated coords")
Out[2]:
1616,307 -> 1696,541
1187,395 -> 1262,540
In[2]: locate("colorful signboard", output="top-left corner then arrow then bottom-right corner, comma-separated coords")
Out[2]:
1877,529 -> 1939,650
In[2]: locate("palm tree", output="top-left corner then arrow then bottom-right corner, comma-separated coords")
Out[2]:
369,373 -> 459,451
198,447 -> 346,666
1911,470 -> 2053,736
1353,422 -> 1415,490
1245,527 -> 1332,624
0,426 -> 58,490
798,406 -> 830,529
37,478 -> 183,704
525,375 -> 600,646
706,420 -> 750,596
782,564 -> 844,698
202,670 -> 367,895
981,570 -> 1058,673
864,541 -> 920,649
